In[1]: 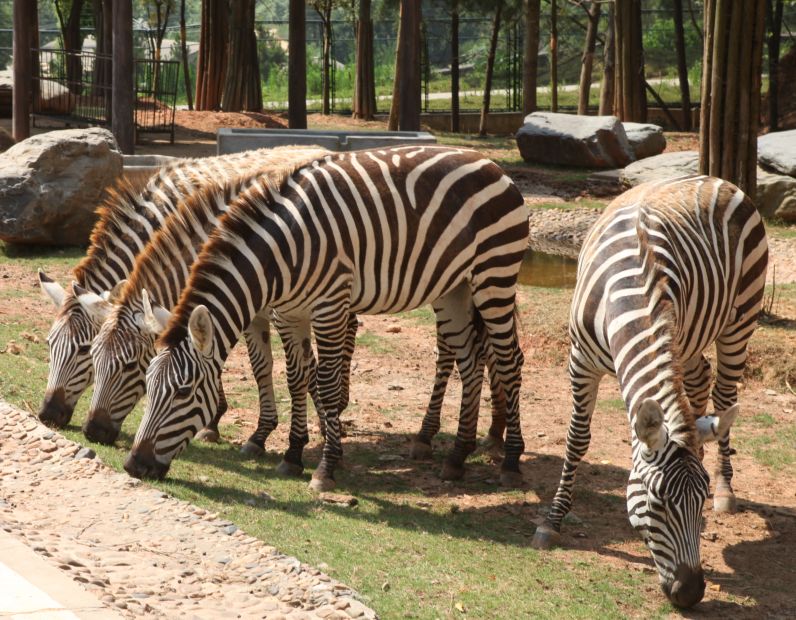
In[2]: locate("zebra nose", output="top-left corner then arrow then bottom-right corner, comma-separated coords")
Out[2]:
83,408 -> 119,445
38,388 -> 73,428
666,564 -> 705,608
124,439 -> 169,480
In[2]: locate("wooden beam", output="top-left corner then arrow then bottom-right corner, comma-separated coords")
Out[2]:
112,0 -> 135,154
12,0 -> 36,142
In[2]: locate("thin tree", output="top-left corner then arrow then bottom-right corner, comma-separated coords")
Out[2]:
179,0 -> 193,110
353,0 -> 376,119
91,0 -> 112,109
577,0 -> 601,115
398,0 -> 421,131
195,0 -> 228,111
598,2 -> 614,115
288,0 -> 307,127
673,0 -> 691,130
313,0 -> 334,115
479,0 -> 503,135
222,0 -> 262,111
387,2 -> 403,130
450,0 -> 460,131
550,0 -> 558,111
522,0 -> 541,115
142,0 -> 174,97
699,0 -> 766,197
766,0 -> 784,131
54,0 -> 86,94
613,0 -> 646,122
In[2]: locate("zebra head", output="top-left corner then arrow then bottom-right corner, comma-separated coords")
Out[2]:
84,289 -> 171,445
124,303 -> 221,480
38,271 -> 113,428
628,399 -> 739,608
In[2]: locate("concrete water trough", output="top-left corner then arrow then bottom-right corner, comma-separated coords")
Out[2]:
217,128 -> 437,155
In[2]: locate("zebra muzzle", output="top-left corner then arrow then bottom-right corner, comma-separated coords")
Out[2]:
38,388 -> 73,428
124,439 -> 169,480
663,564 -> 705,608
83,408 -> 120,445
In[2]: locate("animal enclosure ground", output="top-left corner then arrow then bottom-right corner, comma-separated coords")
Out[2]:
0,228 -> 795,618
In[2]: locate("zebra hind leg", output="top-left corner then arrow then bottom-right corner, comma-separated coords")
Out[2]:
482,331 -> 507,461
240,316 -> 278,458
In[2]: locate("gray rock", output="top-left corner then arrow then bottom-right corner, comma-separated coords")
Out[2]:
758,129 -> 796,177
620,150 -> 699,186
74,447 -> 96,460
756,169 -> 796,222
622,122 -> 666,160
0,128 -> 122,245
516,112 -> 634,169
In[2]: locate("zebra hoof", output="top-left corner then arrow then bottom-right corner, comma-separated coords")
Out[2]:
531,525 -> 561,550
440,460 -> 465,481
309,475 -> 336,493
276,460 -> 304,477
499,469 -> 523,488
713,492 -> 737,514
196,428 -> 220,443
240,441 -> 265,458
409,438 -> 433,461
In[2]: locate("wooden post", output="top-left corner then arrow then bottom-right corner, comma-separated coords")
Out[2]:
288,0 -> 307,129
522,0 -> 541,115
12,0 -> 35,142
550,0 -> 558,112
112,0 -> 135,154
673,0 -> 692,130
398,0 -> 421,131
450,0 -> 460,132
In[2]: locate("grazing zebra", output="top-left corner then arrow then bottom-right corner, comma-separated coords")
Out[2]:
124,146 -> 528,491
531,176 -> 768,608
37,148 -> 316,430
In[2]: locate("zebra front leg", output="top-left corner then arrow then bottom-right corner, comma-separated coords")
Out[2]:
683,354 -> 712,461
240,316 -> 278,458
532,353 -> 601,549
195,380 -> 228,443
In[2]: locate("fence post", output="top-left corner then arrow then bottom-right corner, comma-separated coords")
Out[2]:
12,0 -> 36,142
113,0 -> 135,153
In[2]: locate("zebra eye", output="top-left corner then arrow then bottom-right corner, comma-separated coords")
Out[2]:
123,360 -> 137,371
77,344 -> 91,355
175,385 -> 192,399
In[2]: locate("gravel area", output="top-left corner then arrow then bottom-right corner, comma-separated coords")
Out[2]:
0,401 -> 376,620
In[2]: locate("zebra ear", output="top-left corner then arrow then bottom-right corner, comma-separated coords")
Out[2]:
73,282 -> 112,323
140,289 -> 171,334
696,404 -> 740,444
38,269 -> 65,308
188,305 -> 214,356
635,399 -> 667,452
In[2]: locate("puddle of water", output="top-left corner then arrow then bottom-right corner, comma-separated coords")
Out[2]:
518,249 -> 578,288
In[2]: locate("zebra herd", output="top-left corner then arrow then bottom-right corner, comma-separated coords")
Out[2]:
36,145 -> 767,608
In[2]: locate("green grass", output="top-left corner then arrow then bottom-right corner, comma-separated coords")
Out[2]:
0,241 -> 84,269
532,199 -> 608,211
355,330 -> 396,355
734,413 -> 796,474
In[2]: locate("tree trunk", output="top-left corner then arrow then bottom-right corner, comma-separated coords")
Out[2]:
12,0 -> 36,141
196,0 -> 228,111
451,0 -> 460,132
388,3 -> 402,131
288,0 -> 307,127
766,0 -> 784,131
353,0 -> 376,119
180,0 -> 193,110
479,1 -> 503,136
577,1 -> 601,115
699,0 -> 766,197
613,0 -> 646,121
673,0 -> 691,130
91,0 -> 112,111
522,0 -> 541,115
550,0 -> 558,111
398,0 -> 421,131
112,0 -> 134,153
56,0 -> 86,95
599,3 -> 615,115
316,1 -> 332,115
222,0 -> 262,112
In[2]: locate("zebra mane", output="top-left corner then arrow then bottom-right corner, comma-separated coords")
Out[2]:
157,149 -> 331,350
636,204 -> 698,451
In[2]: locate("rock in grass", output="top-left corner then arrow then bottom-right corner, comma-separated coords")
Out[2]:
319,493 -> 358,507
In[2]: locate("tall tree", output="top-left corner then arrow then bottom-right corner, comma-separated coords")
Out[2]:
12,0 -> 37,141
353,0 -> 376,119
141,0 -> 174,96
613,0 -> 646,121
398,0 -> 421,131
195,0 -> 228,111
699,0 -> 766,197
54,0 -> 86,94
91,0 -> 112,109
387,2 -> 403,130
179,0 -> 193,110
312,0 -> 334,115
598,2 -> 615,115
577,0 -> 601,115
288,0 -> 307,127
450,0 -> 460,131
766,0 -> 784,131
479,0 -> 503,135
673,0 -> 692,130
522,0 -> 541,115
222,0 -> 262,111
549,0 -> 558,111
112,0 -> 134,153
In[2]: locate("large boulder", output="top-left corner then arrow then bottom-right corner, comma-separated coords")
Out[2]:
0,128 -> 122,245
620,150 -> 699,186
516,112 -> 635,168
758,129 -> 796,177
622,122 -> 666,160
757,169 -> 796,222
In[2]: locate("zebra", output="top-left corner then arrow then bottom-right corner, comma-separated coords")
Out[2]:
37,148 -> 318,430
124,146 -> 528,491
531,176 -> 768,608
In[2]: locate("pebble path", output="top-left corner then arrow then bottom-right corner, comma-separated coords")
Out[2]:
0,401 -> 377,620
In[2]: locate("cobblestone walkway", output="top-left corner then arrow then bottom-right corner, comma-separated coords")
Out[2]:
0,402 -> 377,619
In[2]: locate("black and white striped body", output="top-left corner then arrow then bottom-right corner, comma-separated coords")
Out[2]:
532,176 -> 768,608
125,146 -> 528,490
37,150 -> 305,430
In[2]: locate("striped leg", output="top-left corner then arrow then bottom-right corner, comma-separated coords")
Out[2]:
240,315 -> 279,458
533,350 -> 602,548
683,354 -> 712,461
196,378 -> 229,443
483,339 -> 507,458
